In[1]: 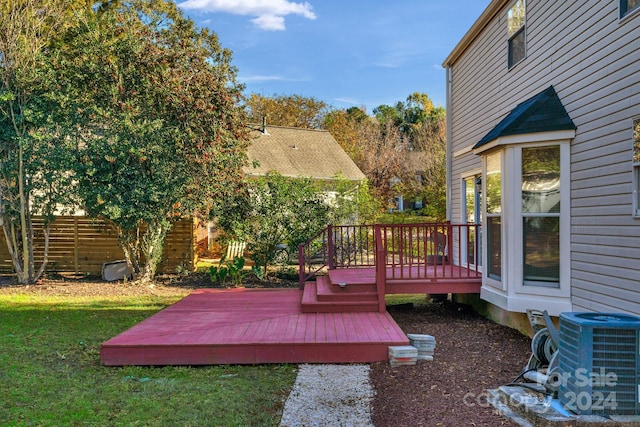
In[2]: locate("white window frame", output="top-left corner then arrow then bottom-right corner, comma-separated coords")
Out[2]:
507,0 -> 526,69
461,171 -> 482,271
482,151 -> 505,292
476,130 -> 574,315
512,142 -> 570,299
620,0 -> 640,20
520,145 -> 561,288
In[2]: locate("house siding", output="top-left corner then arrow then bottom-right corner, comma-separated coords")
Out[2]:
446,1 -> 640,314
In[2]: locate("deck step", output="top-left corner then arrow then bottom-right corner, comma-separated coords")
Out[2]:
301,281 -> 379,313
327,269 -> 376,288
316,276 -> 377,302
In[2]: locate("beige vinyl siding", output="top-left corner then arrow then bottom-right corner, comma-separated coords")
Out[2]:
447,1 -> 640,314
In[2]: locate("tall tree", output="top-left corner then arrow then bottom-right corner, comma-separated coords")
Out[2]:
353,120 -> 410,204
403,118 -> 447,219
246,93 -> 328,129
374,92 -> 444,138
323,108 -> 364,158
329,94 -> 446,216
0,0 -> 81,284
53,0 -> 249,282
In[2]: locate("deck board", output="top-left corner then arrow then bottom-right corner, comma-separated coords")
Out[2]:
101,287 -> 408,366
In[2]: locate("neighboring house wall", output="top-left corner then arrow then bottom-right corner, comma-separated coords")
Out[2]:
444,1 -> 640,317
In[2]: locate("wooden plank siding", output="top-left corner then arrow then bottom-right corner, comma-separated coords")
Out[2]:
446,1 -> 640,314
0,216 -> 196,275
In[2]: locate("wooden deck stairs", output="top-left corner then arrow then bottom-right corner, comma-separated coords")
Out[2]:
301,273 -> 379,313
100,222 -> 483,366
298,223 -> 483,315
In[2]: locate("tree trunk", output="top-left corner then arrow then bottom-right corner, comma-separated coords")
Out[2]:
138,219 -> 171,283
18,144 -> 33,283
115,225 -> 141,280
34,222 -> 51,282
2,221 -> 25,280
114,220 -> 171,283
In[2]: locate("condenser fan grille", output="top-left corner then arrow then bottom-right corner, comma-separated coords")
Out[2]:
558,313 -> 640,416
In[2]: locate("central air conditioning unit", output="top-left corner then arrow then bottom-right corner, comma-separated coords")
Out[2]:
558,312 -> 640,416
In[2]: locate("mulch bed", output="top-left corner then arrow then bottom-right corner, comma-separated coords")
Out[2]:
370,300 -> 531,426
0,272 -> 532,426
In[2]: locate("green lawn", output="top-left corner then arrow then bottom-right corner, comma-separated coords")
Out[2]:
0,292 -> 297,426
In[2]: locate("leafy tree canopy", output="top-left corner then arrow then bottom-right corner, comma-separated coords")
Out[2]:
374,92 -> 445,137
0,0 -> 85,283
50,0 -> 250,281
246,93 -> 329,129
327,93 -> 446,218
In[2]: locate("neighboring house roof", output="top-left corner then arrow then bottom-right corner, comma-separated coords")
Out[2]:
473,86 -> 577,149
244,125 -> 365,182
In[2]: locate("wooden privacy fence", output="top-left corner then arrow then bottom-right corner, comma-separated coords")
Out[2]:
0,216 -> 197,275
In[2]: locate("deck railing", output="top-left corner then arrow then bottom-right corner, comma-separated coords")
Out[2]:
299,222 -> 482,290
298,224 -> 376,288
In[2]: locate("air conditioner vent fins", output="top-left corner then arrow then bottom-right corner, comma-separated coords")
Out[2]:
558,312 -> 640,416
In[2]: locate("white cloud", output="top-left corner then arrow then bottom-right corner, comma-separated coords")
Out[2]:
334,97 -> 360,106
239,74 -> 311,83
179,0 -> 316,31
240,74 -> 286,82
251,15 -> 285,31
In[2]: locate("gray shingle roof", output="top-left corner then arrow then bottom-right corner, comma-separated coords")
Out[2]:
474,85 -> 576,149
244,125 -> 365,182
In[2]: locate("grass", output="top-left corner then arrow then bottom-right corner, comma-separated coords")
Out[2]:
0,292 -> 297,426
376,211 -> 440,224
385,294 -> 432,307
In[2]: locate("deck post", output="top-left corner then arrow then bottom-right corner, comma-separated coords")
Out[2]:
327,224 -> 335,270
298,244 -> 305,289
446,221 -> 453,261
374,224 -> 386,312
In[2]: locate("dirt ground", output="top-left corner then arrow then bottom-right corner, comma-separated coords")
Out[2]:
0,272 -> 532,426
370,301 -> 531,426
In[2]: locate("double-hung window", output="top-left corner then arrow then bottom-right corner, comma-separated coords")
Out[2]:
522,146 -> 560,286
508,0 -> 526,68
463,175 -> 482,267
633,118 -> 640,217
485,152 -> 502,280
621,0 -> 640,18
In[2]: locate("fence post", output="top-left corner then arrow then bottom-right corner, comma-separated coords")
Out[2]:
374,224 -> 386,312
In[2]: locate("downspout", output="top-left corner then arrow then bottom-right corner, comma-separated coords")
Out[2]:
445,66 -> 453,222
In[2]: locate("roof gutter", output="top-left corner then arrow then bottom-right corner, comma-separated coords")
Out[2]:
442,0 -> 509,67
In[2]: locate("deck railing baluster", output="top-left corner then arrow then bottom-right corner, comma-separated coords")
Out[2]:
298,222 -> 482,289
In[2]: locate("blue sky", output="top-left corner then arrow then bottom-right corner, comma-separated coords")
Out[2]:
178,0 -> 491,113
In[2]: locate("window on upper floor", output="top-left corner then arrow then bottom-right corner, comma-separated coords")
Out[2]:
633,118 -> 640,217
621,0 -> 640,18
508,0 -> 526,68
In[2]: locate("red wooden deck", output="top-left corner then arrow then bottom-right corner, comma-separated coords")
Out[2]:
101,287 -> 409,366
